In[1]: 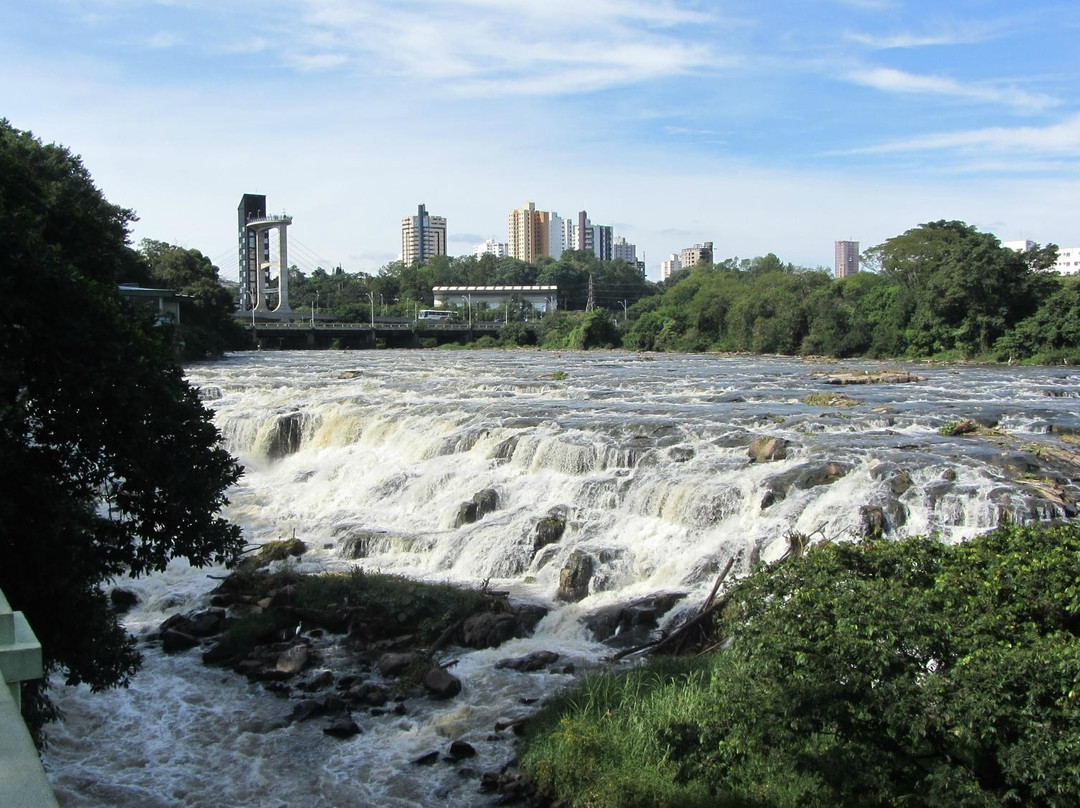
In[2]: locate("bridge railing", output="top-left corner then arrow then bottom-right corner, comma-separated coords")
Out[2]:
0,589 -> 59,807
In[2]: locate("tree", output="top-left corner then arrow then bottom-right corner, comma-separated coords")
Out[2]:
867,221 -> 1052,356
136,239 -> 243,358
0,120 -> 243,741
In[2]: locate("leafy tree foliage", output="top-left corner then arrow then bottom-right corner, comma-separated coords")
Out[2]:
524,523 -> 1080,807
0,120 -> 243,740
134,239 -> 244,358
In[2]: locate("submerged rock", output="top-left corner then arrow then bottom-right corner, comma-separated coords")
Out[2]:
532,509 -> 567,554
266,411 -> 305,459
494,650 -> 560,672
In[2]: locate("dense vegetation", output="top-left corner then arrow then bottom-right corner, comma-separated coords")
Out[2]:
0,120 -> 244,742
622,224 -> 1064,362
133,239 -> 245,359
522,522 -> 1080,808
282,220 -> 1076,363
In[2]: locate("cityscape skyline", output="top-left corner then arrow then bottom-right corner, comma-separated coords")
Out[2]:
2,1 -> 1078,281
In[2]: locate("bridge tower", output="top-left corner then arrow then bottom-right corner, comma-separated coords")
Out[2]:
237,194 -> 294,316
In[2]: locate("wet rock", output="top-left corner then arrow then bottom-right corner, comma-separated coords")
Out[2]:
337,370 -> 362,379
377,651 -> 421,677
299,670 -> 334,692
323,716 -> 362,738
583,592 -> 685,647
759,490 -> 777,509
890,469 -> 913,497
472,489 -> 499,519
266,411 -> 304,459
110,588 -> 139,613
748,436 -> 789,463
453,501 -> 478,527
669,445 -> 695,463
492,436 -> 520,462
161,629 -> 199,654
412,751 -> 440,766
447,740 -> 476,760
461,612 -> 517,649
556,550 -> 595,602
533,510 -> 567,553
859,505 -> 886,539
275,644 -> 311,677
423,666 -> 462,700
494,650 -> 560,672
202,636 -> 245,666
289,694 -> 349,722
512,604 -> 549,637
187,608 -> 228,637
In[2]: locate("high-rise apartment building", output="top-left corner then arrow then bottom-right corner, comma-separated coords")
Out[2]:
680,242 -> 713,268
508,202 -> 545,263
566,211 -> 614,261
834,240 -> 859,278
613,236 -> 638,265
401,204 -> 447,266
474,238 -> 509,259
660,254 -> 681,281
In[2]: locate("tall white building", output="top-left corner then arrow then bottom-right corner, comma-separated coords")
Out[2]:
834,240 -> 859,278
1053,246 -> 1080,275
401,203 -> 447,266
473,238 -> 509,259
660,254 -> 680,281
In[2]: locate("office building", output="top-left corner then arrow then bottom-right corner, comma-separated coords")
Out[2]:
401,204 -> 447,266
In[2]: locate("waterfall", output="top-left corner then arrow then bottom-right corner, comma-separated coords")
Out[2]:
44,351 -> 1080,807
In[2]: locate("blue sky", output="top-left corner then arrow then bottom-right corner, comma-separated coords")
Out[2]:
2,0 -> 1078,280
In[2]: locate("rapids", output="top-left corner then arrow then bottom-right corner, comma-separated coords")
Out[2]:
43,350 -> 1080,806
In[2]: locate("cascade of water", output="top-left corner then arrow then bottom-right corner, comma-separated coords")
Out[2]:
44,351 -> 1080,807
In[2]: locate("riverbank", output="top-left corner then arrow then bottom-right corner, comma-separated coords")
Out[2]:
520,521 -> 1080,808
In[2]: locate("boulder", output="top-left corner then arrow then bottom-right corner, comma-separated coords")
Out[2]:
532,511 -> 567,553
187,608 -> 228,637
110,588 -> 139,613
289,694 -> 349,722
494,651 -> 560,672
461,612 -> 517,649
669,446 -> 695,463
447,740 -> 476,760
748,436 -> 789,463
377,651 -> 421,677
275,644 -> 311,677
582,592 -> 685,647
472,489 -> 499,519
266,412 -> 304,459
859,505 -> 886,539
423,666 -> 462,700
161,629 -> 199,654
412,751 -> 440,766
556,550 -> 594,602
323,717 -> 362,738
453,501 -> 478,527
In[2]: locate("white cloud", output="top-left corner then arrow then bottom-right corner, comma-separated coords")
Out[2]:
845,66 -> 1059,113
846,113 -> 1080,158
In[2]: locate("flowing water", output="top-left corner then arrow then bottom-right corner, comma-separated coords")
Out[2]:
43,350 -> 1080,807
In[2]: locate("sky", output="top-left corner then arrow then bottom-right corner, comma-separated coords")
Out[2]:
2,0 -> 1079,281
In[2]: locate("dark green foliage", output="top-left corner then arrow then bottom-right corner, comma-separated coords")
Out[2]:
0,120 -> 243,742
135,239 -> 244,358
523,524 -> 1080,807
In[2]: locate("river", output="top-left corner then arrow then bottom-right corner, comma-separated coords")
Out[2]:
43,350 -> 1080,807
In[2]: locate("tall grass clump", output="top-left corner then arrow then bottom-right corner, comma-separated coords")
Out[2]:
521,656 -> 726,808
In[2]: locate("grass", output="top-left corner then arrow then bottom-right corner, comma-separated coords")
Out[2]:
521,656 -> 729,808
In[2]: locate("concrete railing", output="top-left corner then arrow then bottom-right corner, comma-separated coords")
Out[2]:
0,589 -> 59,807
